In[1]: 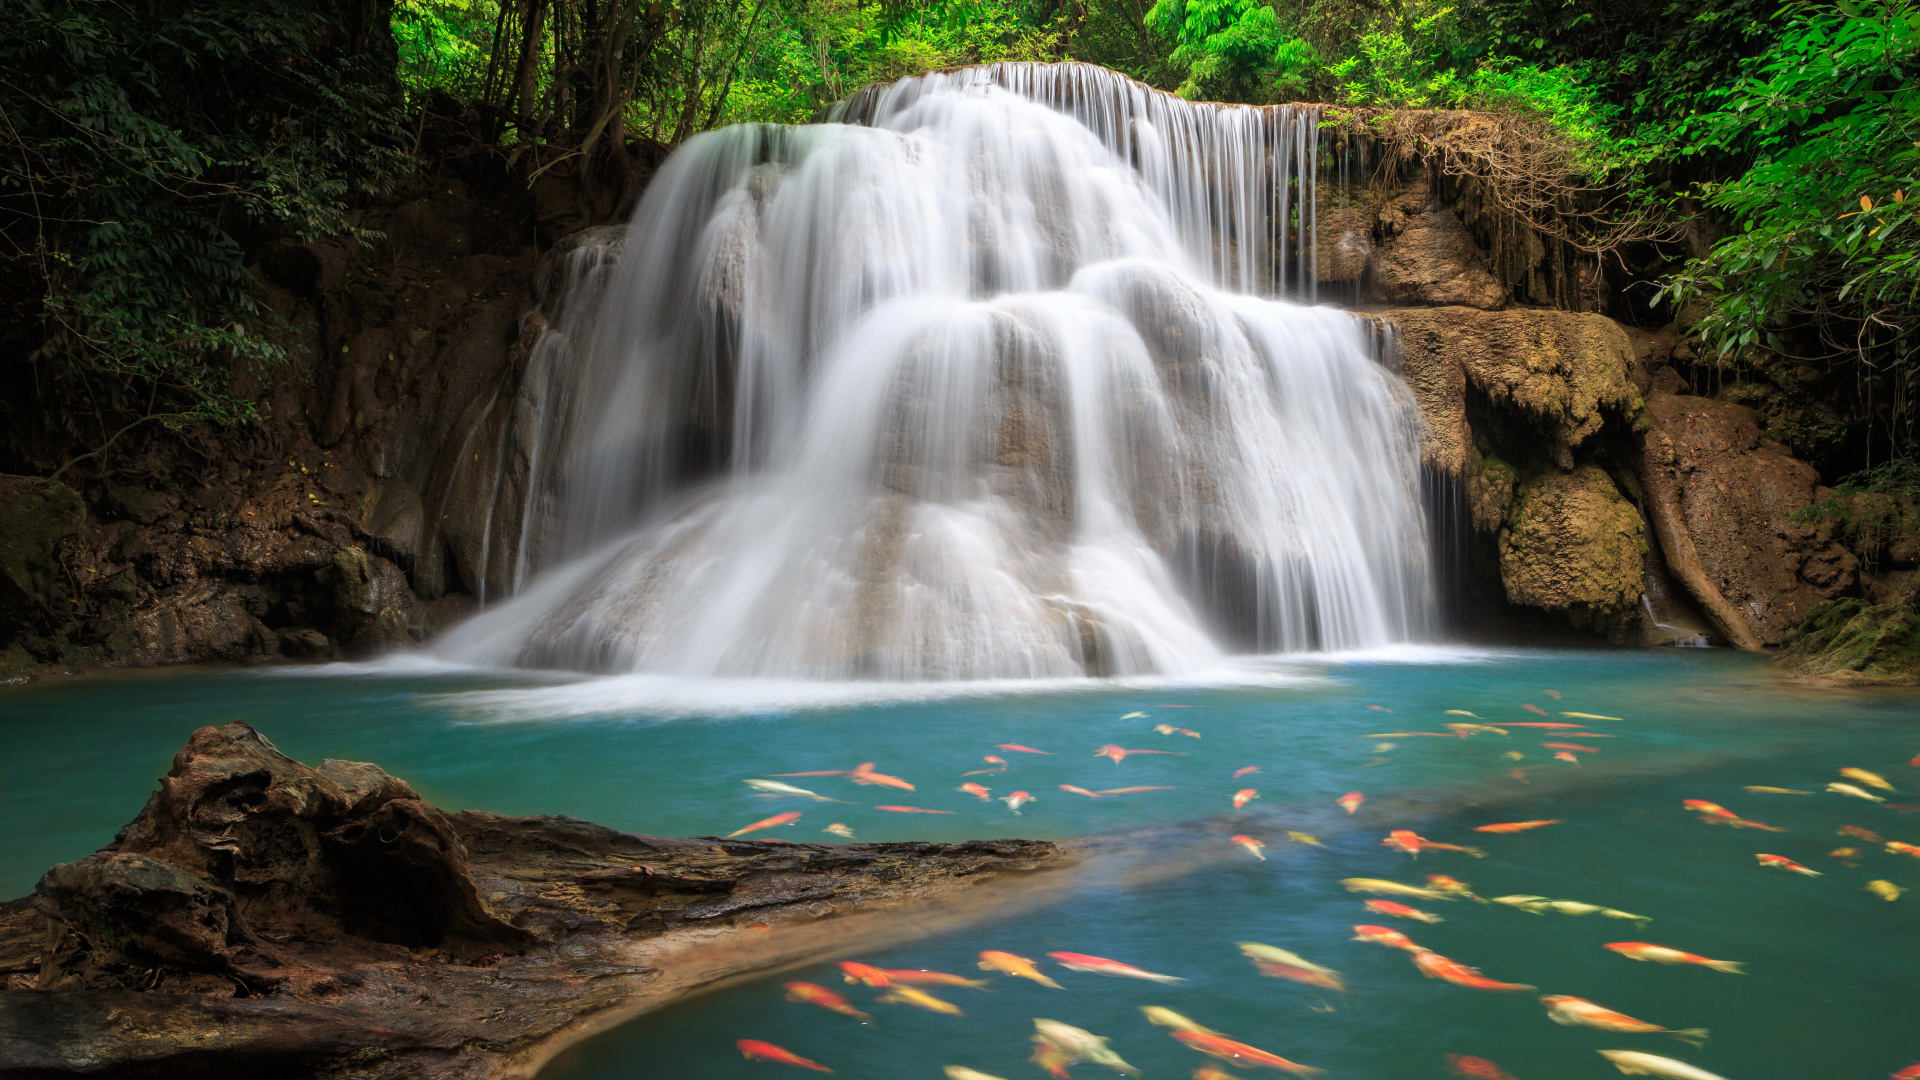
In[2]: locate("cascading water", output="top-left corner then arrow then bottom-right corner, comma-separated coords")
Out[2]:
436,62 -> 1434,680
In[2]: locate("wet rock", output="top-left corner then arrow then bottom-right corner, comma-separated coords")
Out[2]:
127,582 -> 263,665
104,486 -> 180,525
331,545 -> 417,654
1315,205 -> 1375,284
0,476 -> 86,629
1642,393 -> 1855,646
1372,177 -> 1507,310
1499,465 -> 1646,641
0,723 -> 1064,1079
1772,598 -> 1920,685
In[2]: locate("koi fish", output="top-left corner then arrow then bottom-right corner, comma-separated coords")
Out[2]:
1887,840 -> 1920,859
745,780 -> 846,801
783,981 -> 872,1022
1233,788 -> 1260,809
1237,942 -> 1344,990
1231,834 -> 1266,860
737,1039 -> 832,1072
963,756 -> 1009,776
1683,800 -> 1785,831
1153,723 -> 1177,735
1445,710 -> 1482,718
1032,1019 -> 1140,1077
1841,767 -> 1896,791
1829,847 -> 1863,865
1865,879 -> 1906,900
1523,703 -> 1551,716
771,771 -> 852,776
728,811 -> 801,837
1096,786 -> 1176,795
1756,853 -> 1821,876
1286,831 -> 1323,846
1171,1029 -> 1323,1076
1447,723 -> 1511,736
837,961 -> 892,987
1543,742 -> 1597,753
1001,791 -> 1033,813
1095,744 -> 1184,763
881,969 -> 989,989
1475,819 -> 1564,833
1233,766 -> 1261,778
1491,894 -> 1551,912
1030,1039 -> 1074,1080
1352,924 -> 1421,950
1365,899 -> 1443,922
996,745 -> 1052,755
1120,712 -> 1148,720
1366,731 -> 1461,738
1831,782 -> 1888,803
1338,791 -> 1365,814
1508,767 -> 1534,782
823,823 -> 855,839
1059,784 -> 1103,797
943,1068 -> 1008,1080
1047,951 -> 1184,984
1604,943 -> 1744,973
1373,742 -> 1398,752
1541,995 -> 1707,1045
1140,1006 -> 1220,1035
877,985 -> 963,1016
1445,1055 -> 1523,1080
1505,751 -> 1527,761
848,763 -> 913,790
1384,830 -> 1486,857
1561,712 -> 1625,721
1841,825 -> 1886,842
1367,704 -> 1391,711
1412,949 -> 1536,992
957,783 -> 992,800
874,805 -> 955,814
1895,1067 -> 1920,1080
1596,1050 -> 1728,1080
1744,786 -> 1812,795
1425,874 -> 1483,900
1554,752 -> 1580,764
1543,689 -> 1562,699
977,950 -> 1062,988
1502,722 -> 1586,729
1341,877 -> 1452,900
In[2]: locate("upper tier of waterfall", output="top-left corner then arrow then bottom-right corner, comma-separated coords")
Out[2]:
436,62 -> 1434,679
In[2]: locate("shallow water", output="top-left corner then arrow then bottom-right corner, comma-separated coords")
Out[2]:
2,649 -> 1917,1079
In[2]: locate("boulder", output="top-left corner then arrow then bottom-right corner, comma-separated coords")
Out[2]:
1498,466 -> 1646,640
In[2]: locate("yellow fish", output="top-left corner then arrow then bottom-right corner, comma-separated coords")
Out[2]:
1446,723 -> 1510,736
1742,786 -> 1812,795
1286,831 -> 1323,847
1339,877 -> 1453,900
1505,751 -> 1526,760
944,1069 -> 1009,1080
1839,767 -> 1896,792
1560,712 -> 1624,721
823,823 -> 856,839
1139,1006 -> 1221,1035
977,950 -> 1063,988
1828,782 -> 1887,803
877,985 -> 963,1016
1865,879 -> 1905,901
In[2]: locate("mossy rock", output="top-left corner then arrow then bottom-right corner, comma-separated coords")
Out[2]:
1771,598 -> 1920,685
1499,465 -> 1646,642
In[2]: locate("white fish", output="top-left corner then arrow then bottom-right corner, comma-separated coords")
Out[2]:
743,779 -> 845,802
945,1069 -> 1009,1080
1139,1006 -> 1220,1035
1032,1019 -> 1139,1077
1120,712 -> 1148,719
1597,1049 -> 1730,1080
1828,782 -> 1886,803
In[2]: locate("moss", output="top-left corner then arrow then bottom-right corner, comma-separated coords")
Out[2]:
1772,598 -> 1920,685
1498,465 -> 1646,641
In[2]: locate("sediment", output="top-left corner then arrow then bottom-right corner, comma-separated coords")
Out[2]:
0,723 -> 1064,1079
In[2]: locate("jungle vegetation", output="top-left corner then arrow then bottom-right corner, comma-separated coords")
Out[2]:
0,0 -> 1915,483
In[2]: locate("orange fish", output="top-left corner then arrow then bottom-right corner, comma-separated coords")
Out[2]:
1002,790 -> 1034,812
1444,1055 -> 1522,1080
783,981 -> 872,1022
1542,742 -> 1597,753
1233,788 -> 1260,809
1096,786 -> 1177,795
1095,744 -> 1184,763
737,1039 -> 833,1071
1539,995 -> 1708,1045
1046,951 -> 1184,984
837,961 -> 892,987
1474,820 -> 1564,833
1556,731 -> 1616,737
1170,1029 -> 1323,1075
1522,704 -> 1550,716
1352,924 -> 1422,950
1231,834 -> 1266,860
1885,840 -> 1920,858
1829,847 -> 1863,864
1059,784 -> 1103,798
849,763 -> 914,790
1233,766 -> 1261,778
962,756 -> 1008,776
1894,1065 -> 1920,1080
1840,825 -> 1885,843
1338,791 -> 1365,814
1553,752 -> 1579,764
1384,830 -> 1485,858
1684,799 -> 1739,820
1756,853 -> 1821,876
1911,754 -> 1920,767
1410,949 -> 1536,992
880,969 -> 989,989
728,811 -> 802,837
1425,874 -> 1480,899
874,805 -> 955,814
1367,705 -> 1390,711
1604,942 -> 1744,973
957,783 -> 992,800
976,950 -> 1062,988
1365,899 -> 1444,923
996,744 -> 1053,754
1543,689 -> 1562,699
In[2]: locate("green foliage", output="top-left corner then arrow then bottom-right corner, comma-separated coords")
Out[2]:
394,0 -> 500,104
1146,0 -> 1310,102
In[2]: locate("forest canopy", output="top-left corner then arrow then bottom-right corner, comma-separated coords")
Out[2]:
1,0 -> 1915,482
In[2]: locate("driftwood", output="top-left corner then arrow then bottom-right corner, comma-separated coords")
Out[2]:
0,723 -> 1063,1078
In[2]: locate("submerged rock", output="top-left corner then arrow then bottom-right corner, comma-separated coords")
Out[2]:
0,723 -> 1063,1078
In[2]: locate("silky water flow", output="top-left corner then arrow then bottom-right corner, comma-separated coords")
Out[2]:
438,63 -> 1434,680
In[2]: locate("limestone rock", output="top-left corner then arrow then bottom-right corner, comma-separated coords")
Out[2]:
1373,177 -> 1506,310
1771,598 -> 1920,685
1315,205 -> 1375,284
1386,307 -> 1641,474
0,476 -> 85,628
331,545 -> 418,655
1643,394 -> 1855,645
1498,466 -> 1646,641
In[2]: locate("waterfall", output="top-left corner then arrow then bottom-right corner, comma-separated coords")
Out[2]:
436,62 -> 1434,680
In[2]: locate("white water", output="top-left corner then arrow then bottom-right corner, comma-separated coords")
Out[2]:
437,63 -> 1434,680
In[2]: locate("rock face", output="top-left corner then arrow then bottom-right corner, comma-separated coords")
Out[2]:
1499,466 -> 1647,641
1771,598 -> 1920,684
0,723 -> 1062,1078
1372,177 -> 1508,310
